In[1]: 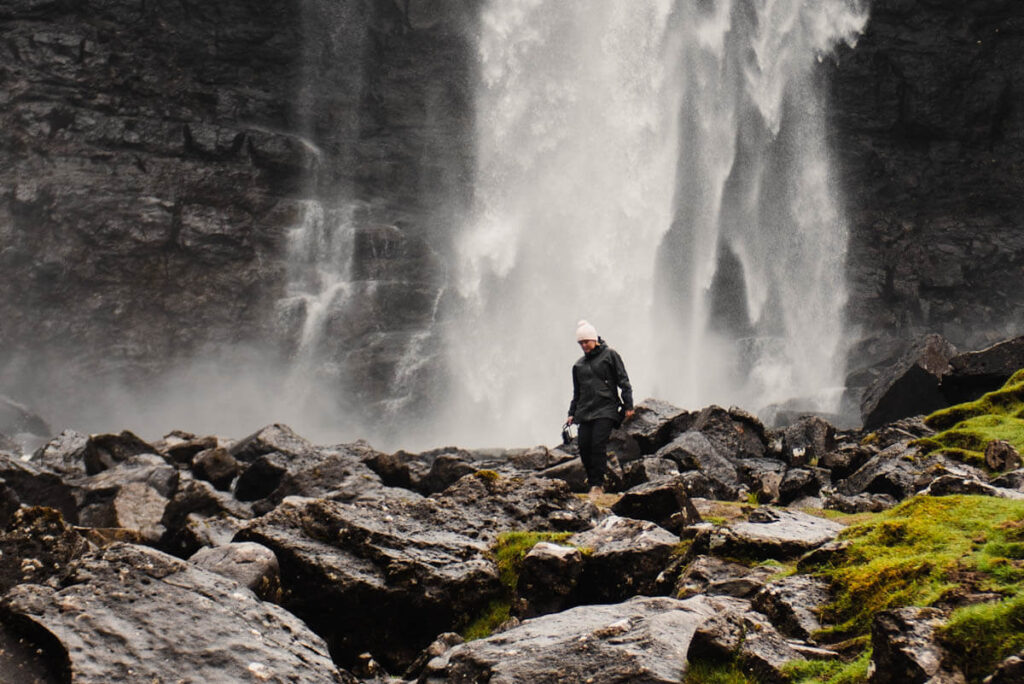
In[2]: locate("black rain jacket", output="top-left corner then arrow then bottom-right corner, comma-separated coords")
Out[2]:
568,339 -> 633,423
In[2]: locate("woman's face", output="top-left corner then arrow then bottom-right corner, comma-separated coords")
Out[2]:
578,339 -> 598,353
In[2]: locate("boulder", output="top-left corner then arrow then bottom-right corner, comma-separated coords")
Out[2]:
0,453 -> 79,523
0,507 -> 90,594
690,508 -> 844,561
781,416 -> 837,467
191,447 -> 240,490
839,443 -> 931,500
189,541 -> 281,601
736,457 -> 788,502
868,607 -> 963,684
622,457 -> 680,489
29,429 -> 90,477
159,476 -> 254,557
824,491 -> 898,513
235,496 -> 502,670
420,596 -> 716,683
777,467 -> 830,505
987,653 -> 1024,684
228,423 -> 314,464
690,405 -> 767,460
921,475 -> 1024,500
674,555 -> 777,600
538,456 -> 589,492
0,543 -> 351,683
513,541 -> 584,619
611,477 -> 701,533
81,431 -> 159,475
943,336 -> 1024,405
752,575 -> 831,641
860,334 -> 957,429
158,433 -> 219,466
74,455 -> 179,542
991,469 -> 1024,492
820,444 -> 876,481
621,399 -> 693,455
688,596 -> 806,683
985,440 -> 1022,472
567,515 -> 679,604
656,432 -> 743,500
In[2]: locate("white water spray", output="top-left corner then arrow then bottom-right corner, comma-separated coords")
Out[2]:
445,0 -> 868,446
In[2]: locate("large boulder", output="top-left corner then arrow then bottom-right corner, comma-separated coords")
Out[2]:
656,432 -> 743,500
420,596 -> 717,683
943,336 -> 1024,405
0,543 -> 350,683
860,334 -> 957,429
235,495 -> 502,670
690,507 -> 844,561
868,607 -> 963,684
0,506 -> 90,594
611,477 -> 702,532
567,516 -> 679,604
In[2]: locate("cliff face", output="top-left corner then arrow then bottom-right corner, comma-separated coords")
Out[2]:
0,0 -> 475,424
829,0 -> 1024,373
0,0 -> 1020,427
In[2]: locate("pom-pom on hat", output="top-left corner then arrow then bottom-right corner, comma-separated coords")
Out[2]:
576,320 -> 598,342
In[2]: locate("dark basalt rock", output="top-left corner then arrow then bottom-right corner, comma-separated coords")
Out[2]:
621,399 -> 693,455
421,596 -> 717,684
0,543 -> 350,683
189,541 -> 281,602
82,431 -> 159,476
987,653 -> 1024,684
514,541 -> 584,619
567,516 -> 679,605
781,416 -> 838,467
0,506 -> 90,594
622,456 -> 680,489
944,336 -> 1024,405
29,430 -> 89,478
691,405 -> 767,461
0,453 -> 80,524
868,607 -> 962,684
159,475 -> 254,558
191,447 -> 240,490
752,575 -> 832,641
235,496 -> 501,671
656,431 -> 743,500
228,423 -> 314,464
611,477 -> 701,533
674,555 -> 778,600
860,334 -> 957,430
690,508 -> 845,562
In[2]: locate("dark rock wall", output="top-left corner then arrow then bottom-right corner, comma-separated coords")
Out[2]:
829,0 -> 1024,372
0,0 -> 476,423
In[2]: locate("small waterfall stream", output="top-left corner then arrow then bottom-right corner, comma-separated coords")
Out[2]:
444,0 -> 869,446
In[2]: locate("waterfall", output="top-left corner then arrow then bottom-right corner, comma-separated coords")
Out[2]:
444,0 -> 868,447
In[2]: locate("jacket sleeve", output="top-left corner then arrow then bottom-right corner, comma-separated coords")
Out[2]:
568,364 -> 580,417
612,350 -> 633,410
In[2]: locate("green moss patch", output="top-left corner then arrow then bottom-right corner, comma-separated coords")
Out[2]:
460,531 -> 574,640
809,495 -> 1024,643
783,649 -> 871,684
939,592 -> 1024,681
915,369 -> 1024,467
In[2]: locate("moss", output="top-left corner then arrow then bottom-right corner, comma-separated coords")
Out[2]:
783,649 -> 871,684
684,656 -> 757,683
915,369 -> 1024,467
461,530 -> 574,641
474,469 -> 500,483
807,495 -> 1024,642
939,593 -> 1024,682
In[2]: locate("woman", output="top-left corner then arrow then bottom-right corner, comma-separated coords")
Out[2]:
567,320 -> 634,495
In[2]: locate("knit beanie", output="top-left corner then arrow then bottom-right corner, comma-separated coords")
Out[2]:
576,320 -> 598,342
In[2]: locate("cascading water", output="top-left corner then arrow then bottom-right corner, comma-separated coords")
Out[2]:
444,0 -> 868,447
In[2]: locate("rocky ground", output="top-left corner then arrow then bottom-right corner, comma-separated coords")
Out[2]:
0,337 -> 1022,683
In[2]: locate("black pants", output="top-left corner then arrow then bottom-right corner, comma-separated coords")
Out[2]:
578,417 -> 616,487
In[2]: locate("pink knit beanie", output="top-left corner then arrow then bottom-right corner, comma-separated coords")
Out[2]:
575,320 -> 598,342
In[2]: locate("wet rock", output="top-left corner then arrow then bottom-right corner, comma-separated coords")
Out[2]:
567,516 -> 679,604
921,475 -> 1024,500
985,440 -> 1022,472
191,447 -> 240,490
674,556 -> 777,600
514,541 -> 584,619
691,405 -> 767,460
778,467 -> 830,505
403,632 -> 464,681
691,508 -> 844,561
82,431 -> 159,475
820,443 -> 876,481
824,491 -> 898,513
622,457 -> 680,489
991,469 -> 1024,492
0,543 -> 350,682
944,336 -> 1024,405
656,432 -> 742,500
0,507 -> 90,594
236,496 -> 501,670
253,441 -> 388,510
160,434 -> 219,466
752,575 -> 831,641
839,443 -> 931,500
159,476 -> 253,557
189,541 -> 280,601
421,596 -> 716,683
74,455 -> 178,542
868,607 -> 963,684
0,453 -> 79,523
29,430 -> 89,477
622,399 -> 693,455
737,457 -> 788,502
538,456 -> 588,492
861,334 -> 957,430
611,477 -> 701,533
781,416 -> 837,467
228,423 -> 314,464
688,597 -> 805,683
